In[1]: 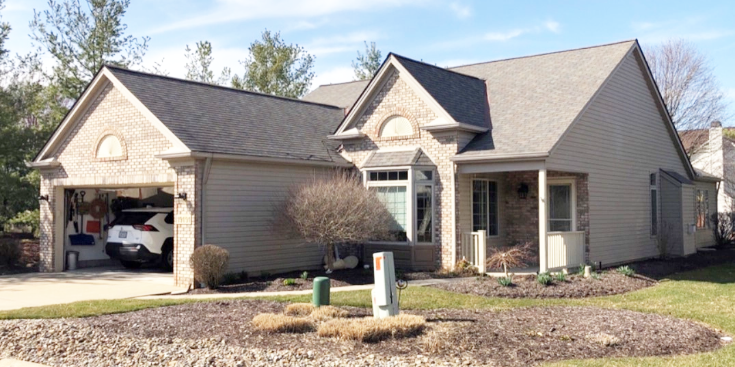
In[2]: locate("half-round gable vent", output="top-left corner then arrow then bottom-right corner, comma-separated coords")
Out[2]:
379,116 -> 413,138
96,135 -> 124,158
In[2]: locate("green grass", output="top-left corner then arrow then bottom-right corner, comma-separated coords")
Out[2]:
2,264 -> 735,366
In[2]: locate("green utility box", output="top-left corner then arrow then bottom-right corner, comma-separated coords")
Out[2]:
313,276 -> 330,306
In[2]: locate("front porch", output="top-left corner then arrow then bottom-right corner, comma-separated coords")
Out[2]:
456,168 -> 590,274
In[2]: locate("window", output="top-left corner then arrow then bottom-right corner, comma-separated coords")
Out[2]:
379,116 -> 413,138
372,186 -> 408,240
696,189 -> 710,229
96,135 -> 123,158
472,180 -> 498,236
368,170 -> 408,181
415,185 -> 433,243
650,173 -> 658,236
549,184 -> 573,232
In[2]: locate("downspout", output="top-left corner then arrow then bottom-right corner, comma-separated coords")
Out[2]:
201,157 -> 213,246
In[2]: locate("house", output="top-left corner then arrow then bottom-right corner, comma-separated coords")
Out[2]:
31,39 -> 716,288
681,121 -> 735,213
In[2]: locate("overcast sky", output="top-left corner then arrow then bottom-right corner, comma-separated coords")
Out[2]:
3,0 -> 735,122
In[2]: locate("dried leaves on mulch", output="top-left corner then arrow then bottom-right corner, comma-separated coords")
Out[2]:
1,300 -> 723,367
431,272 -> 655,298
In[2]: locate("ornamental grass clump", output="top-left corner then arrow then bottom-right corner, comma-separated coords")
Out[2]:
189,244 -> 229,289
497,276 -> 513,287
537,272 -> 553,286
554,272 -> 567,282
251,313 -> 315,333
616,266 -> 635,277
317,314 -> 426,343
283,303 -> 315,317
486,243 -> 532,277
310,305 -> 349,321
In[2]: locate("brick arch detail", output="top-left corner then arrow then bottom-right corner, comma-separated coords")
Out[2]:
373,107 -> 421,141
92,128 -> 128,162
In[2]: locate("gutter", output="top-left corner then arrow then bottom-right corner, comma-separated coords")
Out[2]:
450,152 -> 550,163
155,151 -> 354,168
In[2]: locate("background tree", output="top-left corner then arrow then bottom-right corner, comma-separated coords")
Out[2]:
647,39 -> 729,148
352,41 -> 382,80
273,171 -> 393,271
29,0 -> 149,99
0,0 -> 9,64
184,40 -> 230,85
231,30 -> 315,98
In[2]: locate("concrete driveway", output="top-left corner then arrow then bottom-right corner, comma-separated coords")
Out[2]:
0,267 -> 185,311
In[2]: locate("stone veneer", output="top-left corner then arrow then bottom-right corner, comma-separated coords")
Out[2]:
37,83 -> 199,287
340,70 -> 461,269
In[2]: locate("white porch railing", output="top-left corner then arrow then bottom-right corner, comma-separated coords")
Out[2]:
460,230 -> 486,273
546,231 -> 585,270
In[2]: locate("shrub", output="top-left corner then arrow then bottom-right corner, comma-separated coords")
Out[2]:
284,303 -> 315,317
221,272 -> 240,285
712,212 -> 735,247
453,259 -> 478,276
554,272 -> 567,282
310,305 -> 349,321
189,244 -> 229,289
283,278 -> 296,286
537,272 -> 552,286
317,314 -> 426,343
300,271 -> 309,280
252,313 -> 315,333
497,276 -> 513,287
8,210 -> 40,238
486,243 -> 532,277
616,266 -> 635,277
0,238 -> 20,266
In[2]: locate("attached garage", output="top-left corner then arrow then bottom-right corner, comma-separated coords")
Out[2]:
30,66 -> 349,287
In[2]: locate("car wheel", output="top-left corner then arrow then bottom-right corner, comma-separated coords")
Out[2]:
161,246 -> 174,272
120,260 -> 141,269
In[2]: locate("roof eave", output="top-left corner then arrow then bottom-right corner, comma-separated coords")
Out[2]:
155,151 -> 353,168
421,122 -> 488,134
451,152 -> 549,163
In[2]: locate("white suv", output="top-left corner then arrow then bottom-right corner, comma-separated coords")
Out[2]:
105,208 -> 174,271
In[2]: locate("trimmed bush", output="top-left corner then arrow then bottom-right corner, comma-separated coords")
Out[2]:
284,303 -> 315,317
283,278 -> 296,286
0,238 -> 20,266
537,272 -> 552,286
616,266 -> 635,277
318,314 -> 426,342
190,244 -> 229,289
310,305 -> 349,321
497,276 -> 513,287
251,313 -> 315,333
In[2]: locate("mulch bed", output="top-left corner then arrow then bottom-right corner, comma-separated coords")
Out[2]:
20,299 -> 723,366
432,272 -> 656,299
189,268 -> 446,294
628,246 -> 735,280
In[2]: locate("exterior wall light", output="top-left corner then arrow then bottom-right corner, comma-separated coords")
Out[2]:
38,194 -> 49,202
175,192 -> 188,201
517,183 -> 529,199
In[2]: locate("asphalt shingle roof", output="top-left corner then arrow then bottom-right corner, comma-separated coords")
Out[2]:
106,66 -> 347,164
363,148 -> 436,168
392,54 -> 490,128
302,80 -> 370,109
451,40 -> 635,158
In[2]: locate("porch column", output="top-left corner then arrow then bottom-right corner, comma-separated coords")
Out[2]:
538,168 -> 548,273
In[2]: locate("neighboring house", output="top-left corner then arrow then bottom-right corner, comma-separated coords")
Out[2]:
31,39 -> 718,288
681,122 -> 735,213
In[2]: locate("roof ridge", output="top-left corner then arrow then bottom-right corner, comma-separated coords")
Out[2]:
103,64 -> 343,110
389,53 -> 486,82
314,79 -> 369,87
449,39 -> 637,70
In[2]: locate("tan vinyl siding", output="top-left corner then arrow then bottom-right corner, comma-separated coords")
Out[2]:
682,184 -> 696,254
203,160 -> 332,274
660,174 -> 683,256
694,181 -> 718,248
546,50 -> 691,266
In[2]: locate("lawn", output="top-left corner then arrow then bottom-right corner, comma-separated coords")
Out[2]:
2,264 -> 734,366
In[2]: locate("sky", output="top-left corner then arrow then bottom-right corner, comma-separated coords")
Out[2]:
3,0 -> 735,121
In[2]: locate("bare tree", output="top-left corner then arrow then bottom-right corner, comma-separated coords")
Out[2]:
273,171 -> 393,271
646,39 -> 729,154
486,242 -> 532,277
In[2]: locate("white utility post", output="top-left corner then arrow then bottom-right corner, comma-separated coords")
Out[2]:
371,252 -> 398,318
538,168 -> 548,273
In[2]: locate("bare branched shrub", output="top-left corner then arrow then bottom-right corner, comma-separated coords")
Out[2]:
189,244 -> 229,289
251,313 -> 315,333
712,212 -> 735,247
273,170 -> 393,270
283,303 -> 315,317
0,238 -> 20,267
486,242 -> 533,277
317,314 -> 426,342
647,39 -> 729,151
656,221 -> 675,259
453,258 -> 478,276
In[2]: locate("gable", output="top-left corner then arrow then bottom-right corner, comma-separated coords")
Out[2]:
48,83 -> 176,179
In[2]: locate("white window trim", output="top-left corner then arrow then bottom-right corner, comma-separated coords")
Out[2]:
471,179 -> 500,238
547,177 -> 576,233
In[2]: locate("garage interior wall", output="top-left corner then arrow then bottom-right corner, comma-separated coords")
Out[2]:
204,160 -> 333,275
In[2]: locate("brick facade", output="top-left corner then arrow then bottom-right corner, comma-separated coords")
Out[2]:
37,83 -> 199,286
172,163 -> 202,287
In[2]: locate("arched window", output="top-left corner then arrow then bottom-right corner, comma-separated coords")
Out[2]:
379,116 -> 413,138
96,135 -> 123,158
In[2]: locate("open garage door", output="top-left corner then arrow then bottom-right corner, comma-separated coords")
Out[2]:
60,186 -> 174,273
